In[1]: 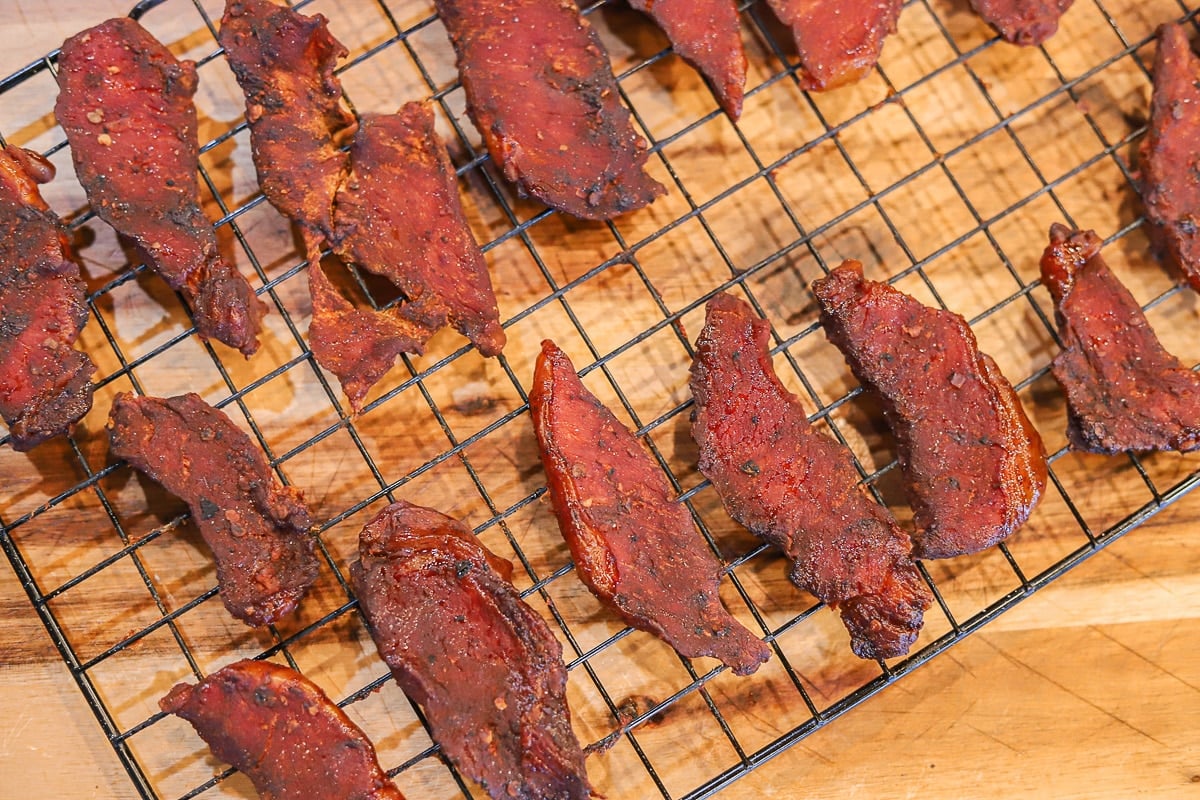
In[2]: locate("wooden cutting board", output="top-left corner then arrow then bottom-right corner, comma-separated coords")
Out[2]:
1,0 -> 1198,798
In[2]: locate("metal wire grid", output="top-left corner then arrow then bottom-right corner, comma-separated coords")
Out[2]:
1,0 -> 1198,797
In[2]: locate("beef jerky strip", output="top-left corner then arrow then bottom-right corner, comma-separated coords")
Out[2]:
351,501 -> 591,800
333,104 -> 506,357
108,392 -> 318,625
1040,224 -> 1200,453
969,0 -> 1074,46
765,0 -> 903,91
0,145 -> 95,451
629,0 -> 747,119
218,0 -> 355,245
435,0 -> 666,219
218,0 -> 419,409
56,18 -> 265,356
530,339 -> 771,675
161,660 -> 407,800
1139,22 -> 1200,292
813,261 -> 1047,560
306,261 -> 426,410
690,293 -> 930,659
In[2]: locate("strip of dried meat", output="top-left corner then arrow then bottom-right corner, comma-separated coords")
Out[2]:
333,103 -> 506,357
162,660 -> 407,800
218,0 -> 355,244
56,18 -> 265,356
351,501 -> 591,800
629,0 -> 747,119
108,392 -> 318,625
690,293 -> 930,659
1139,22 -> 1200,292
220,1 -> 504,408
434,0 -> 666,219
969,0 -> 1073,46
306,261 -> 427,410
813,261 -> 1047,560
0,145 -> 95,451
530,339 -> 770,674
1040,224 -> 1200,452
765,0 -> 903,91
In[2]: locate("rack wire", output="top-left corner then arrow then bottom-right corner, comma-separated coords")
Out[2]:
2,0 -> 1198,797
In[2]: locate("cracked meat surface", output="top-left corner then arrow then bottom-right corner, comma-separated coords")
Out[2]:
629,0 -> 747,119
1040,224 -> 1200,453
56,17 -> 265,355
530,339 -> 771,675
813,261 -> 1047,560
435,0 -> 666,219
108,392 -> 318,625
1139,22 -> 1200,291
161,660 -> 406,800
765,0 -> 903,91
0,145 -> 95,451
969,0 -> 1073,46
351,501 -> 591,800
690,293 -> 930,659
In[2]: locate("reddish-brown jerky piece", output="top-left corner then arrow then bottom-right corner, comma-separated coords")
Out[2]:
333,104 -> 506,357
629,0 -> 747,119
435,0 -> 666,219
813,261 -> 1047,559
969,0 -> 1073,46
218,0 -> 416,408
351,501 -> 591,800
218,0 -> 355,244
530,339 -> 770,674
108,393 -> 318,625
1040,224 -> 1200,452
0,145 -> 95,451
1139,22 -> 1200,292
162,660 -> 406,800
306,263 -> 426,411
765,0 -> 903,91
56,18 -> 265,356
690,293 -> 930,659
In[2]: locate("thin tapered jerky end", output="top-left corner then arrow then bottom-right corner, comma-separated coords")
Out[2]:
628,0 -> 747,119
765,0 -> 903,91
306,262 -> 429,413
969,0 -> 1074,46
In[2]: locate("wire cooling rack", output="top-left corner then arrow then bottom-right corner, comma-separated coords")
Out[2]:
2,0 -> 1199,797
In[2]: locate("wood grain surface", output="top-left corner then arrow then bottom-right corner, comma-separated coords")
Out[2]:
1,0 -> 1198,798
